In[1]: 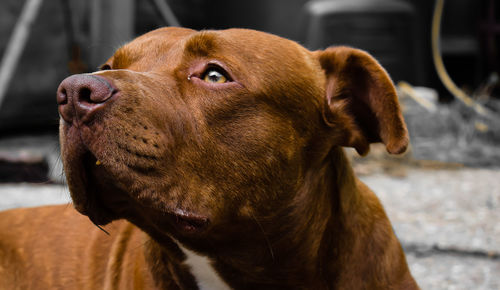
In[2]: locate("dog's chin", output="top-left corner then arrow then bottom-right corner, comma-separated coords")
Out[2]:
70,192 -> 118,227
65,150 -> 128,226
77,202 -> 117,227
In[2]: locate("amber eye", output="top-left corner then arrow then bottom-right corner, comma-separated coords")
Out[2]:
202,69 -> 228,84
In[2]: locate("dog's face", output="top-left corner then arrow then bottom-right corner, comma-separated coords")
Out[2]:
58,27 -> 407,242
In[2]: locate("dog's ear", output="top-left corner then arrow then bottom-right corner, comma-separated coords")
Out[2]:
315,46 -> 408,156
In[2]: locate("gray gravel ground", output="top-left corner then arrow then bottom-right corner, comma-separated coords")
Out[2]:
361,168 -> 500,290
406,252 -> 500,290
0,184 -> 69,211
1,167 -> 499,289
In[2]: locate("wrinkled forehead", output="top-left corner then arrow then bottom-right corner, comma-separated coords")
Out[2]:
108,27 -> 315,74
109,27 -> 194,70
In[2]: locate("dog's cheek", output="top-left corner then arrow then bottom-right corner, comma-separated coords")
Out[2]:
201,112 -> 304,208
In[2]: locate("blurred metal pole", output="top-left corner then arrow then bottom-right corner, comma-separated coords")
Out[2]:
0,0 -> 44,110
150,0 -> 180,27
90,0 -> 134,69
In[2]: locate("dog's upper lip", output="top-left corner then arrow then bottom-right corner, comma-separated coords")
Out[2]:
71,148 -> 211,232
62,125 -> 211,233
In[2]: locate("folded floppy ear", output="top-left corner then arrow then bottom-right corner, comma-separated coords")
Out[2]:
316,46 -> 408,156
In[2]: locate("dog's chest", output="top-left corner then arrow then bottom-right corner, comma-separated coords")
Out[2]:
177,243 -> 231,290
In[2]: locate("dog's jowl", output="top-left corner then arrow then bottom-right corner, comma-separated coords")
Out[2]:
0,27 -> 419,289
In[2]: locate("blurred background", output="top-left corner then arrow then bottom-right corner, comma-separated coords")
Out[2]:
0,0 -> 498,288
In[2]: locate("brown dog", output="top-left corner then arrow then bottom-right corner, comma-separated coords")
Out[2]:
0,27 -> 418,289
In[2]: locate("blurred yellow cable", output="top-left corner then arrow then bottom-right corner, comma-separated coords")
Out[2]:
431,0 -> 490,117
398,81 -> 437,112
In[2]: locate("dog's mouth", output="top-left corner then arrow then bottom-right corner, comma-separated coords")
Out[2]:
165,208 -> 210,234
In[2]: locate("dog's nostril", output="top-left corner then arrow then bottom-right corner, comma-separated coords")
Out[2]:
57,88 -> 68,105
78,87 -> 92,103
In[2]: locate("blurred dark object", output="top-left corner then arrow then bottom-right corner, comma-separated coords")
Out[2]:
301,0 -> 419,84
0,152 -> 48,183
163,0 -> 309,41
479,0 -> 499,82
0,134 -> 60,183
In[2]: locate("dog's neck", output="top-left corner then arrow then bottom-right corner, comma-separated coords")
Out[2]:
142,147 -> 364,289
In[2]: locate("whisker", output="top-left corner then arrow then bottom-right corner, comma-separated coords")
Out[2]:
251,213 -> 275,261
91,221 -> 110,235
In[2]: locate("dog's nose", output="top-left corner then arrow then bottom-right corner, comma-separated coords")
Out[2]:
57,74 -> 117,124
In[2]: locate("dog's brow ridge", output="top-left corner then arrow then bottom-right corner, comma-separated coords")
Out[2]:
184,31 -> 220,57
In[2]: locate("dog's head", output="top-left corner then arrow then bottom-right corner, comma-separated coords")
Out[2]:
58,27 -> 407,241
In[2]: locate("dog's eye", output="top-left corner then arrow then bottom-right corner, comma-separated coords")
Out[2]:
202,69 -> 228,84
